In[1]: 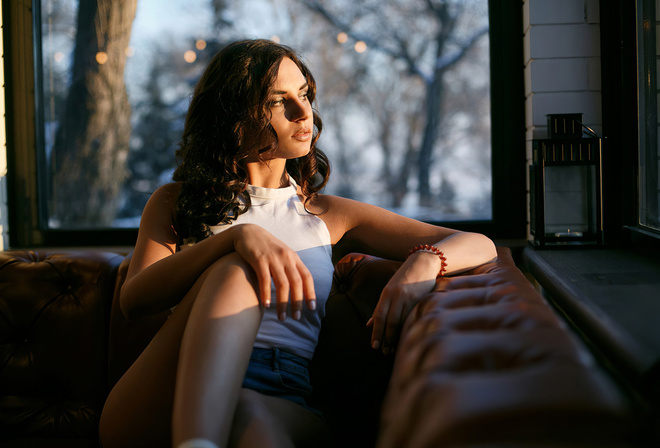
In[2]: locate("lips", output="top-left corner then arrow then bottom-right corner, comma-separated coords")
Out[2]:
292,128 -> 312,142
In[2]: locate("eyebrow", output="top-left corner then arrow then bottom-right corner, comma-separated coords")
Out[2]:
272,82 -> 309,95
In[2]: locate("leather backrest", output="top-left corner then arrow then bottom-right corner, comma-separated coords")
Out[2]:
0,250 -> 124,438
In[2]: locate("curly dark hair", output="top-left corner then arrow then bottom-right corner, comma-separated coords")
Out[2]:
172,39 -> 330,244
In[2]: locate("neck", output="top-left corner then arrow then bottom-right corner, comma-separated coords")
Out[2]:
246,160 -> 289,188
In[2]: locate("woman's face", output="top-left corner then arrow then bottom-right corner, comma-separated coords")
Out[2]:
265,57 -> 314,160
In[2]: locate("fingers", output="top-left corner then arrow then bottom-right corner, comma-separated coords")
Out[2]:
371,288 -> 421,355
300,264 -> 317,312
370,298 -> 405,355
384,305 -> 405,352
271,264 -> 290,321
255,260 -> 273,308
267,254 -> 316,321
287,264 -> 304,321
233,225 -> 315,320
370,308 -> 384,351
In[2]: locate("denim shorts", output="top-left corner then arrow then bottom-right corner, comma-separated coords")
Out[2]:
242,347 -> 322,417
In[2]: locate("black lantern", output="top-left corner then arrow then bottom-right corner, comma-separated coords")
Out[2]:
529,114 -> 603,247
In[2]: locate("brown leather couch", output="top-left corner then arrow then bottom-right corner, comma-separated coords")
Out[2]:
0,248 -> 640,447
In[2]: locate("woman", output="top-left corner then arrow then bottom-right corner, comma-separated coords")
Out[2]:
99,39 -> 496,448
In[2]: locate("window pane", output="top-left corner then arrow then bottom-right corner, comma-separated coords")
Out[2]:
638,0 -> 660,231
41,0 -> 491,229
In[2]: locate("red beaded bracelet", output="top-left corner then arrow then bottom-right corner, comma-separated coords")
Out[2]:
408,244 -> 448,276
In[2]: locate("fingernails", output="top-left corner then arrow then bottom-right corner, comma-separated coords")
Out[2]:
264,300 -> 271,308
309,300 -> 316,311
293,310 -> 301,320
366,317 -> 373,327
382,346 -> 390,355
279,312 -> 286,321
372,340 -> 380,350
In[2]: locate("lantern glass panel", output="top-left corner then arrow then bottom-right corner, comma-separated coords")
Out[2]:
543,165 -> 597,237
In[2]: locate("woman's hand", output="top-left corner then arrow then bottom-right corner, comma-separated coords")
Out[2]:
368,251 -> 442,354
231,223 -> 316,321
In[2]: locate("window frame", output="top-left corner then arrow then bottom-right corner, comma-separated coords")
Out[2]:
635,0 -> 660,234
3,0 -> 526,248
600,0 -> 660,248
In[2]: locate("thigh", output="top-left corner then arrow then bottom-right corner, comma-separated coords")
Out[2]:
99,253 -> 259,448
230,388 -> 332,448
99,274 -> 202,448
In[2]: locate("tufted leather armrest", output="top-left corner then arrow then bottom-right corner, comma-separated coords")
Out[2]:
380,247 -> 637,447
312,248 -> 637,448
0,250 -> 124,443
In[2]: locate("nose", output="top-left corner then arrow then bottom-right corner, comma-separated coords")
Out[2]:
286,97 -> 311,122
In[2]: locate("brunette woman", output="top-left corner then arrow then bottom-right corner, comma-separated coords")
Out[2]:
99,39 -> 496,448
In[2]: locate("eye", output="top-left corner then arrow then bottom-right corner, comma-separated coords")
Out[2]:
270,98 -> 284,107
299,90 -> 309,101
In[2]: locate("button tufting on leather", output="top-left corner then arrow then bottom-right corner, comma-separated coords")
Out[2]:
0,250 -> 124,439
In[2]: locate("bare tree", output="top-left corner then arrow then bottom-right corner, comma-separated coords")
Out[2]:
300,0 -> 488,207
51,0 -> 138,227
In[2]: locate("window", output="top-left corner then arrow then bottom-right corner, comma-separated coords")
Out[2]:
600,0 -> 660,245
637,0 -> 660,233
5,0 -> 525,247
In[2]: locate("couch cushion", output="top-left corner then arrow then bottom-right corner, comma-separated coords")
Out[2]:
379,247 -> 637,448
0,251 -> 123,440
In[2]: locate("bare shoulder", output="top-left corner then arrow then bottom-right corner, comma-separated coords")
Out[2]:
305,193 -> 382,244
311,193 -> 367,214
149,182 -> 181,207
141,182 -> 181,220
138,182 -> 182,243
304,194 -> 351,244
125,182 -> 182,280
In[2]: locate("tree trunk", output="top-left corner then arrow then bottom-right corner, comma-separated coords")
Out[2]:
417,3 -> 453,207
51,0 -> 137,227
391,113 -> 420,208
417,75 -> 445,206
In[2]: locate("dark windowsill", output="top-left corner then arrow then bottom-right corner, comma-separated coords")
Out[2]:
522,244 -> 660,397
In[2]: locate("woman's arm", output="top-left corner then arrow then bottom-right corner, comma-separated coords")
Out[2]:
367,232 -> 496,353
121,183 -> 316,321
321,195 -> 496,269
120,183 -> 232,319
320,195 -> 497,353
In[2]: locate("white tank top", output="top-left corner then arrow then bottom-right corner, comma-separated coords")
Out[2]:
207,177 -> 334,359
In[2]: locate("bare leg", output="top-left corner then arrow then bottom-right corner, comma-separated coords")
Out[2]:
172,254 -> 263,446
229,389 -> 332,448
99,253 -> 262,448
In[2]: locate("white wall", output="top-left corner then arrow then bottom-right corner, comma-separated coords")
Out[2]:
524,0 -> 601,140
523,0 -> 602,236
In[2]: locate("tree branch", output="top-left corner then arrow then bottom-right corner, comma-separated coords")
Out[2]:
299,0 -> 430,81
434,24 -> 489,73
300,0 -> 488,82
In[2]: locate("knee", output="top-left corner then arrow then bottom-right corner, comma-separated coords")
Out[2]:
191,252 -> 263,317
201,252 -> 260,293
208,251 -> 255,276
